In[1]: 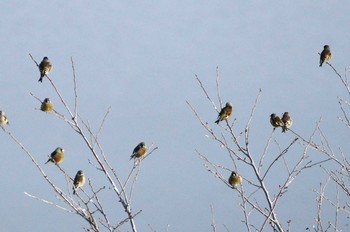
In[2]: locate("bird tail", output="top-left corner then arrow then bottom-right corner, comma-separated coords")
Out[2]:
38,71 -> 45,82
130,155 -> 134,160
282,126 -> 287,133
214,119 -> 219,124
45,158 -> 51,164
73,188 -> 76,195
319,61 -> 323,67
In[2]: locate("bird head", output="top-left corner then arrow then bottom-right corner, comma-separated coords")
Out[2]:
140,142 -> 146,148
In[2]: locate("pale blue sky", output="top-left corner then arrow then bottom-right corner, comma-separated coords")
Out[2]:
1,1 -> 350,231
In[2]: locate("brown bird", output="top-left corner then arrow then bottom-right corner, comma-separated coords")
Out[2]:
215,102 -> 233,124
40,98 -> 54,112
0,111 -> 9,126
270,113 -> 284,129
45,147 -> 64,164
228,171 -> 242,188
130,142 -> 147,160
38,57 -> 53,82
281,112 -> 292,133
319,45 -> 332,67
73,170 -> 86,195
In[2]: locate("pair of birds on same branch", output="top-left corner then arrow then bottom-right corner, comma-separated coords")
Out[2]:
44,147 -> 84,194
44,143 -> 147,194
270,112 -> 292,133
36,57 -> 54,111
214,105 -> 243,188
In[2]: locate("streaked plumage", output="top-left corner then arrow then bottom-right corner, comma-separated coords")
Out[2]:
228,171 -> 242,188
0,111 -> 9,126
130,142 -> 147,160
40,98 -> 54,112
281,112 -> 292,133
215,102 -> 233,124
73,170 -> 85,195
45,147 -> 64,164
270,113 -> 284,128
319,45 -> 332,67
38,57 -> 53,82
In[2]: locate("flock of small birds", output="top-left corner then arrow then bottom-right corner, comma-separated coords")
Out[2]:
0,57 -> 149,195
214,45 -> 332,188
0,45 -> 332,191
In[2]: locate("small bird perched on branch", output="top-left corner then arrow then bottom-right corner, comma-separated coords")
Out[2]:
38,57 -> 53,82
45,147 -> 64,164
215,102 -> 233,124
130,142 -> 147,160
228,171 -> 242,188
40,98 -> 54,112
270,113 -> 284,129
73,170 -> 85,195
281,112 -> 292,133
0,111 -> 9,126
319,45 -> 332,67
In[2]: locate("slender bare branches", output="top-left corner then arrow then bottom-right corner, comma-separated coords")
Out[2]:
0,54 -> 161,232
24,192 -> 73,213
328,63 -> 350,95
210,205 -> 217,232
71,57 -> 78,119
187,68 -> 348,232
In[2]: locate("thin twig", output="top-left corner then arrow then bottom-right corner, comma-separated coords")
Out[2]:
24,192 -> 73,213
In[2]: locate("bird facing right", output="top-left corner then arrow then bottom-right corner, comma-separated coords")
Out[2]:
130,142 -> 147,160
38,57 -> 53,82
319,45 -> 332,67
0,111 -> 9,126
40,98 -> 54,112
215,102 -> 233,124
45,147 -> 64,164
